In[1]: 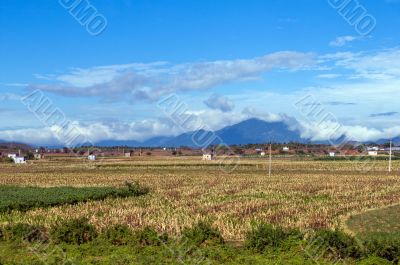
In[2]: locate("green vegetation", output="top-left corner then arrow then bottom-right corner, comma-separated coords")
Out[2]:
245,223 -> 302,251
51,217 -> 98,245
0,182 -> 149,213
346,205 -> 400,263
182,221 -> 224,246
347,205 -> 400,239
1,221 -> 400,264
0,157 -> 14,163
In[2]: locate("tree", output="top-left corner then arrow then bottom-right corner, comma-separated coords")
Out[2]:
26,151 -> 35,160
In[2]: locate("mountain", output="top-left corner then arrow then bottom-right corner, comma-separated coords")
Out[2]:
94,118 -> 306,148
95,140 -> 142,147
376,136 -> 400,145
0,141 -> 32,150
216,118 -> 304,145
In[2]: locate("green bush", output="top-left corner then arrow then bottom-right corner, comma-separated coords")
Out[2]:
51,218 -> 97,245
0,157 -> 14,163
124,181 -> 150,197
357,256 -> 392,265
103,224 -> 134,246
363,237 -> 400,263
0,183 -> 150,213
313,229 -> 361,258
135,227 -> 168,246
2,223 -> 48,242
182,221 -> 224,246
245,223 -> 302,252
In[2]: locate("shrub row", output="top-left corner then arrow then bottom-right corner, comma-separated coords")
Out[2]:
1,220 -> 399,263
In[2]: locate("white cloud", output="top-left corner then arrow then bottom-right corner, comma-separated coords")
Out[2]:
316,74 -> 342,79
29,51 -> 316,101
204,94 -> 235,112
329,36 -> 359,47
1,106 -> 399,145
321,48 -> 400,80
0,93 -> 22,101
299,120 -> 400,143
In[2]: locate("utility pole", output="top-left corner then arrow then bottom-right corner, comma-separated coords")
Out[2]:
268,144 -> 272,177
389,140 -> 392,173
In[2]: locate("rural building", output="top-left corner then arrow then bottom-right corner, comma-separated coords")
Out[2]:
329,152 -> 336,157
34,154 -> 44,159
13,157 -> 26,164
260,152 -> 266,156
368,151 -> 378,156
202,154 -> 214,161
282,147 -> 289,152
88,155 -> 97,161
124,153 -> 131,158
383,147 -> 400,152
367,147 -> 379,151
7,154 -> 17,159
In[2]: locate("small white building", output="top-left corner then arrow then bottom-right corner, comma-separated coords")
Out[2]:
88,154 -> 96,161
13,157 -> 26,164
368,151 -> 378,156
34,154 -> 44,159
202,154 -> 213,161
367,147 -> 379,151
329,152 -> 336,157
124,153 -> 131,158
282,147 -> 290,152
260,152 -> 266,156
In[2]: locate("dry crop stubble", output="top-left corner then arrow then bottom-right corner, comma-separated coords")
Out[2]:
0,157 -> 399,241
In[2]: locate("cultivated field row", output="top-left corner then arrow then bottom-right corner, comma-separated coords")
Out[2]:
0,158 -> 399,241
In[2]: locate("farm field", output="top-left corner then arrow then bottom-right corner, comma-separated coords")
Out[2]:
0,156 -> 399,241
346,204 -> 400,240
0,156 -> 400,264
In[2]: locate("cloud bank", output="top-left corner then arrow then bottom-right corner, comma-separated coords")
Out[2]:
29,51 -> 315,101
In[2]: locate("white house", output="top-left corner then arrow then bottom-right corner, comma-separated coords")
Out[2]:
124,152 -> 131,158
202,154 -> 213,161
329,152 -> 336,157
88,155 -> 96,161
368,151 -> 378,156
34,153 -> 44,159
282,147 -> 289,152
367,147 -> 379,151
13,157 -> 26,164
260,152 -> 266,156
7,154 -> 17,159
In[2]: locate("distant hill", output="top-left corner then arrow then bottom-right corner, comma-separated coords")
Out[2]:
95,140 -> 142,147
94,118 -> 307,147
0,141 -> 31,150
216,118 -> 304,145
4,118 -> 399,148
376,137 -> 400,145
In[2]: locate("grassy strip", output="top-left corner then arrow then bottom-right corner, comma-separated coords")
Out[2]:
346,204 -> 400,241
0,182 -> 149,213
0,221 -> 398,264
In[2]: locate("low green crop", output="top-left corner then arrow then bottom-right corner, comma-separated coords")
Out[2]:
0,182 -> 149,213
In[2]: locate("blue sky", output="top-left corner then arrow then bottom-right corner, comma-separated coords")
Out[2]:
1,0 -> 400,145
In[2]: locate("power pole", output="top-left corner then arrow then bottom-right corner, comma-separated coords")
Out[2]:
389,140 -> 392,173
268,144 -> 272,177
